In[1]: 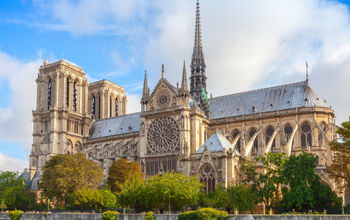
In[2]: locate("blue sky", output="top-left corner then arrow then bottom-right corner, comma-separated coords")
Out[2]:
1,0 -> 350,171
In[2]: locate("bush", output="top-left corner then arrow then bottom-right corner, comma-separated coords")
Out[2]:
179,208 -> 228,220
68,188 -> 117,211
102,210 -> 119,220
9,210 -> 23,220
145,211 -> 154,220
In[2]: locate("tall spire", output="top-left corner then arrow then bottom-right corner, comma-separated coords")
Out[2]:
306,61 -> 309,84
181,61 -> 189,92
142,70 -> 149,98
190,0 -> 207,103
161,64 -> 165,79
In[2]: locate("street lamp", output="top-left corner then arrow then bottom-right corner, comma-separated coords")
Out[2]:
340,190 -> 344,215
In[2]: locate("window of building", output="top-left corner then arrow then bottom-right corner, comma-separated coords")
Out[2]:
98,95 -> 101,119
66,78 -> 69,107
249,128 -> 258,154
91,95 -> 96,118
200,164 -> 216,193
115,98 -> 119,116
73,81 -> 77,112
318,122 -> 327,146
110,96 -> 112,118
232,130 -> 241,154
48,79 -> 52,109
301,122 -> 312,147
265,126 -> 276,151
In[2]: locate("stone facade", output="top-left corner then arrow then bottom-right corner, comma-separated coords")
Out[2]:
27,1 -> 337,194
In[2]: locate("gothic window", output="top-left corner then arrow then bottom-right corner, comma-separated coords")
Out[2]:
91,95 -> 96,118
98,95 -> 101,119
265,126 -> 276,151
147,116 -> 180,154
249,128 -> 258,154
318,122 -> 327,146
284,124 -> 293,144
301,122 -> 312,147
73,81 -> 77,112
66,78 -> 69,107
48,79 -> 52,109
115,98 -> 119,116
200,164 -> 216,193
232,130 -> 241,154
110,96 -> 112,118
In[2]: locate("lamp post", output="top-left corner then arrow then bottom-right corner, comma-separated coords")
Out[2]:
340,190 -> 344,215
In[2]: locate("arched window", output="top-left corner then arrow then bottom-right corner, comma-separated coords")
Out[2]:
73,81 -> 77,112
66,78 -> 69,107
249,128 -> 259,154
98,95 -> 101,119
200,164 -> 216,193
301,122 -> 312,147
48,79 -> 52,109
265,126 -> 276,151
284,124 -> 293,143
91,95 -> 96,118
318,122 -> 327,146
115,98 -> 119,116
110,96 -> 112,118
232,130 -> 241,154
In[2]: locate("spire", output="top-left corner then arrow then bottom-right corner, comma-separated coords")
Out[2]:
190,0 -> 207,103
306,61 -> 309,84
181,61 -> 189,92
44,58 -> 48,66
161,64 -> 165,79
142,70 -> 149,98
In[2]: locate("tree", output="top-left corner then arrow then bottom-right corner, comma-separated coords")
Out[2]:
228,185 -> 257,213
118,172 -> 202,212
40,153 -> 103,205
0,171 -> 35,210
327,116 -> 350,189
67,188 -> 117,211
281,152 -> 340,213
241,152 -> 287,213
107,159 -> 144,193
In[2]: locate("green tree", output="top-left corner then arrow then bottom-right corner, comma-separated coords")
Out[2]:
68,188 -> 117,211
118,177 -> 147,212
281,152 -> 340,213
0,171 -> 35,210
107,159 -> 144,193
40,153 -> 103,205
228,185 -> 257,213
327,116 -> 350,188
241,152 -> 286,213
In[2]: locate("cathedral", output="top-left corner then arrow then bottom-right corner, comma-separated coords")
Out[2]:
26,1 -> 337,195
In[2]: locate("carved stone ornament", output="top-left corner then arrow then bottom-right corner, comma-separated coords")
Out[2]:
147,116 -> 180,154
156,89 -> 171,108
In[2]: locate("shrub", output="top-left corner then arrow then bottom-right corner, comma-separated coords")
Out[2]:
145,211 -> 154,220
9,210 -> 23,220
179,208 -> 228,220
102,210 -> 119,220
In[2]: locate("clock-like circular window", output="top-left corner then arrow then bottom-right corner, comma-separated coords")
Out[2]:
156,90 -> 171,108
147,116 -> 180,154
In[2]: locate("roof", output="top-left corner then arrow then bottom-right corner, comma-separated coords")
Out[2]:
209,81 -> 329,119
90,112 -> 141,139
196,131 -> 234,153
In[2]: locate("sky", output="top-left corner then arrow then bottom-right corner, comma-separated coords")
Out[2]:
0,0 -> 350,172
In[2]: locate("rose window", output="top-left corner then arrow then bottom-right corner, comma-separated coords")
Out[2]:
147,116 -> 180,154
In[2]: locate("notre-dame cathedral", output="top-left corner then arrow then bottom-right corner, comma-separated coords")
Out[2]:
26,1 -> 337,195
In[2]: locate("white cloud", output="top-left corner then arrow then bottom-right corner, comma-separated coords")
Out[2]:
127,94 -> 141,114
0,153 -> 28,172
142,0 -> 350,123
0,52 -> 41,154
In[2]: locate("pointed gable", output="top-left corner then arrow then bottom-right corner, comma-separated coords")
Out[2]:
196,131 -> 234,153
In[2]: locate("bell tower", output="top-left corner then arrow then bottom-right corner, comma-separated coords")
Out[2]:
29,60 -> 91,179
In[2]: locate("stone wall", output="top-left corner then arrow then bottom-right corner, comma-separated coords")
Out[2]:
1,213 -> 350,220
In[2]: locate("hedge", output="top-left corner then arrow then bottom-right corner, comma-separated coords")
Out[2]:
179,208 -> 228,220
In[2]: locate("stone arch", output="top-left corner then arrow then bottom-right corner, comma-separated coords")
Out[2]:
75,141 -> 82,152
248,127 -> 259,154
318,122 -> 328,146
232,129 -> 241,154
66,139 -> 73,154
198,163 -> 216,193
265,125 -> 276,151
